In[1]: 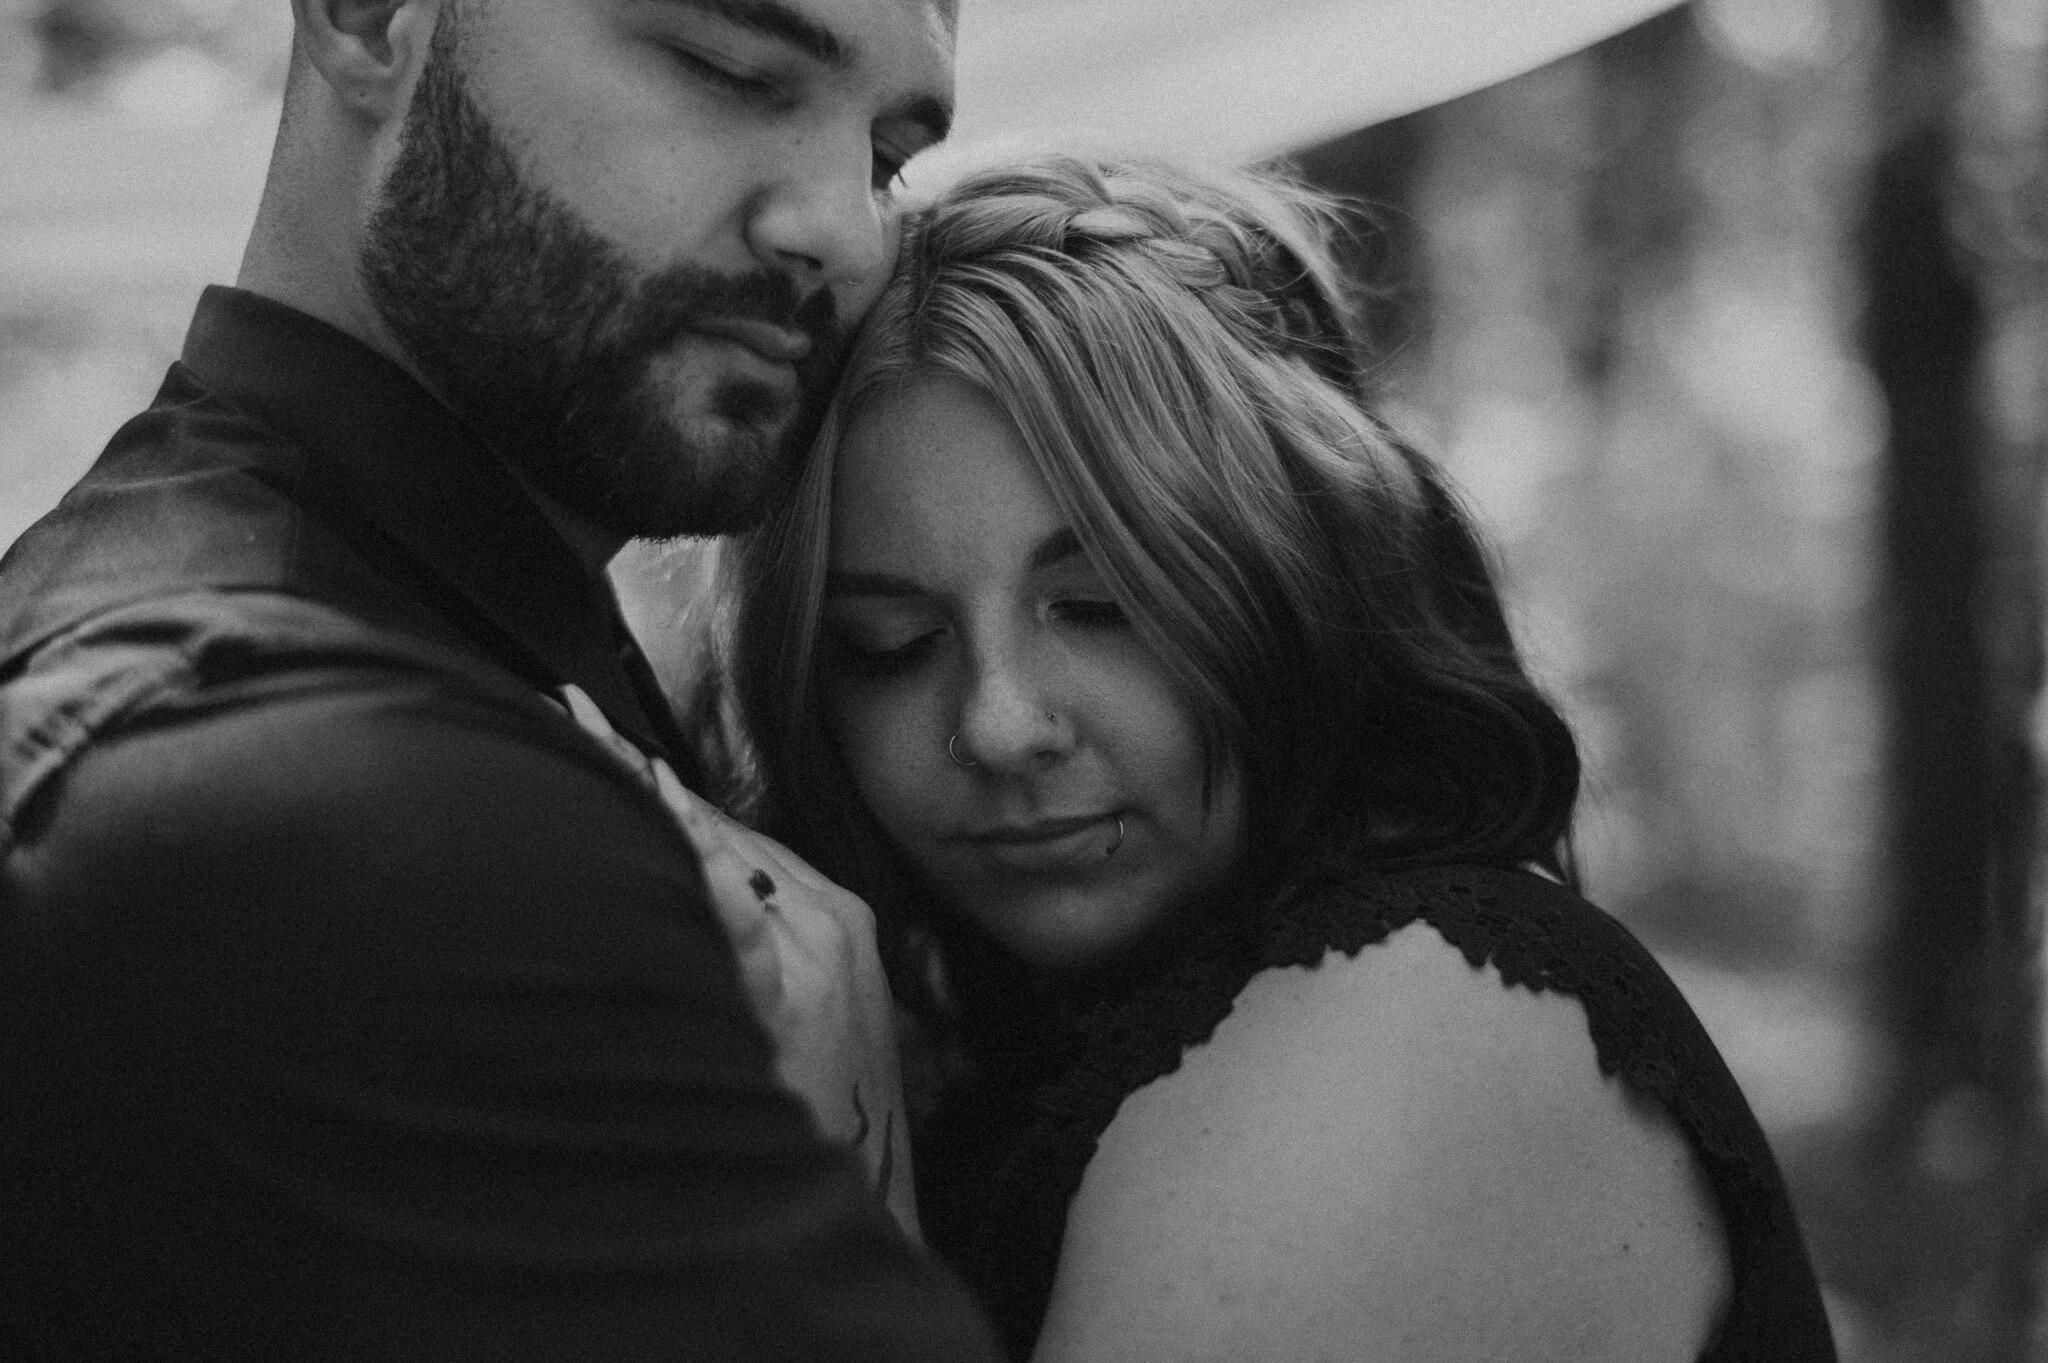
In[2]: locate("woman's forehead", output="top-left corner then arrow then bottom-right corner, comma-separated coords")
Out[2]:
830,377 -> 1067,574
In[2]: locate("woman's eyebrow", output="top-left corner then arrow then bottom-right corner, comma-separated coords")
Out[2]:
1028,527 -> 1085,573
824,569 -> 922,598
825,528 -> 1083,597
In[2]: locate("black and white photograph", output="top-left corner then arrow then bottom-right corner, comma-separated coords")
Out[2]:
2,1 -> 2044,1358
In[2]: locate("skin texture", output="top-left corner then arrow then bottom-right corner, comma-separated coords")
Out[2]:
249,0 -> 955,552
1034,922 -> 1734,1362
821,377 -> 1247,971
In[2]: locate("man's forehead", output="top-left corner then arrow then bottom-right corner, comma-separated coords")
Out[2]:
819,0 -> 959,62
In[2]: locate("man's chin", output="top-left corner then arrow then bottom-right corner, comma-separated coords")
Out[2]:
653,337 -> 804,429
673,407 -> 793,462
600,412 -> 804,541
499,349 -> 822,542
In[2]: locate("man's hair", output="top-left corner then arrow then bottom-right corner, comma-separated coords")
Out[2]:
721,154 -> 1580,921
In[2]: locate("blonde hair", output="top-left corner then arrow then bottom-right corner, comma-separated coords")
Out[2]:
724,154 -> 1577,916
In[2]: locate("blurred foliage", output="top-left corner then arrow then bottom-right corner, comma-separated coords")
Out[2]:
1349,4 -> 1892,980
1296,2 -> 2045,1356
0,0 -> 288,110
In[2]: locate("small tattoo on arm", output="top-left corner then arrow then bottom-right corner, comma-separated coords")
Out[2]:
748,868 -> 777,906
848,1083 -> 871,1145
846,1084 -> 896,1198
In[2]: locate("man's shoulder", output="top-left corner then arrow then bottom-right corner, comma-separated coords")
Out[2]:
0,584 -> 734,1036
0,362 -> 312,664
0,588 -> 634,856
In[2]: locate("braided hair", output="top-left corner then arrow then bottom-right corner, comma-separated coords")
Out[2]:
724,154 -> 1579,939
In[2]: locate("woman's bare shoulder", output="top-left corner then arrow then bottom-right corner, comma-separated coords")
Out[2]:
1033,920 -> 1731,1363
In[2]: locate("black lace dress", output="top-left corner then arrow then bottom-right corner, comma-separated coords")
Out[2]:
913,862 -> 1836,1361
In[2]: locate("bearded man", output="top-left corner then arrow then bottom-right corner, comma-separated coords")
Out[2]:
0,1 -> 998,1357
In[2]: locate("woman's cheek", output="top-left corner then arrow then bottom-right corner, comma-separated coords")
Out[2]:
834,691 -> 941,848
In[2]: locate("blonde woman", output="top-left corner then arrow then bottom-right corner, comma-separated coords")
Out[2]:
690,156 -> 1834,1362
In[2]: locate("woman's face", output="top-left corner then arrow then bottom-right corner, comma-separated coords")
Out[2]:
821,377 -> 1246,969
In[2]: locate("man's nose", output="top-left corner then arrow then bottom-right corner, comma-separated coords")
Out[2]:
746,131 -> 893,307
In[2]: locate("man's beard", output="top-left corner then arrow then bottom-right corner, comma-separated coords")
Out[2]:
358,18 -> 844,539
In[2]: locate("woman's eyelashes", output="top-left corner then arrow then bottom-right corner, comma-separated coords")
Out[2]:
825,581 -> 1130,681
1047,597 -> 1128,629
826,623 -> 943,679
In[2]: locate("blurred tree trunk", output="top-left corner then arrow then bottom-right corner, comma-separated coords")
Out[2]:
1848,0 -> 2047,1353
1290,110 -> 1431,383
1577,9 -> 1695,389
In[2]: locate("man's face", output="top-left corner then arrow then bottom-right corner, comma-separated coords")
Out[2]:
361,0 -> 955,540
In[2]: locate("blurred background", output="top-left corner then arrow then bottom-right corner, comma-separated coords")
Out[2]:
2,1 -> 2044,1356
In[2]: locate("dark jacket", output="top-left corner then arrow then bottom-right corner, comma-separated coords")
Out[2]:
0,287 -> 997,1361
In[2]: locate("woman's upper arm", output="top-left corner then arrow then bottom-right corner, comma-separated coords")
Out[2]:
1032,921 -> 1731,1363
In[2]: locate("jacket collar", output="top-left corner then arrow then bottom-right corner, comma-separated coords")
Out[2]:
179,286 -> 682,759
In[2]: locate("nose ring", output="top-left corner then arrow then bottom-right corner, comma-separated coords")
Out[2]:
948,733 -> 977,768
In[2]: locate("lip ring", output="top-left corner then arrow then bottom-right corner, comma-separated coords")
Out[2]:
1105,816 -> 1125,858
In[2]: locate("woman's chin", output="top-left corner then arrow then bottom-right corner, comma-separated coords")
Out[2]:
973,889 -> 1169,973
999,929 -> 1120,973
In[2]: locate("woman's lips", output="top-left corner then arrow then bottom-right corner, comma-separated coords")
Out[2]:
964,814 -> 1122,872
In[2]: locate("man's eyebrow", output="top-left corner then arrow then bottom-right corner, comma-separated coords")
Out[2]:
1028,527 -> 1085,573
662,0 -> 953,143
668,0 -> 850,69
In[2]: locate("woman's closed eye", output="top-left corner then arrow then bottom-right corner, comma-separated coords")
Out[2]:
826,622 -> 945,679
1048,597 -> 1129,630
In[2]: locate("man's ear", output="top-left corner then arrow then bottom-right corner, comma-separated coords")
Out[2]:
290,0 -> 442,121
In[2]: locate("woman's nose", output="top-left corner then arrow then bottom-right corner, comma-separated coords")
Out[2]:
951,653 -> 1074,774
